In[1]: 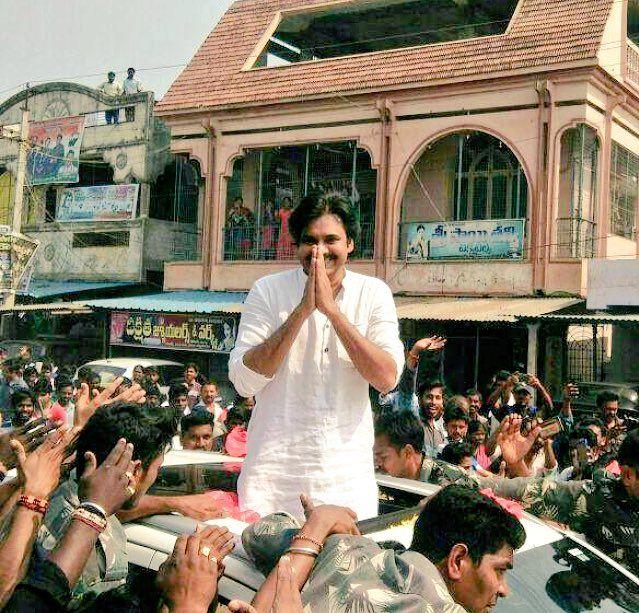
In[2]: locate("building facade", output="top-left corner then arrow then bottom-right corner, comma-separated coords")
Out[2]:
0,81 -> 203,285
107,0 -> 639,391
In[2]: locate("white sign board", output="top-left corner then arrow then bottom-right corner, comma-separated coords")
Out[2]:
588,259 -> 639,309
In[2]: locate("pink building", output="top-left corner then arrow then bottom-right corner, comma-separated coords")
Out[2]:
111,0 -> 639,391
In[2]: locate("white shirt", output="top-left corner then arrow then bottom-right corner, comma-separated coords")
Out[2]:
229,268 -> 404,520
123,77 -> 142,95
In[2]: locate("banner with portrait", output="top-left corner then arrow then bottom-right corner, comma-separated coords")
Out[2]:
0,232 -> 39,291
27,116 -> 85,185
57,184 -> 139,222
405,219 -> 525,261
110,311 -> 237,354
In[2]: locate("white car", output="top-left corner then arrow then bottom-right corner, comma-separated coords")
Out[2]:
75,358 -> 185,395
124,450 -> 639,611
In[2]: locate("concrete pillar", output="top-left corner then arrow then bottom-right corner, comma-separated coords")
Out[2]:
527,322 -> 540,375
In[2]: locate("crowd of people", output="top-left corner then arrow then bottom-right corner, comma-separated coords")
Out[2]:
0,192 -> 637,611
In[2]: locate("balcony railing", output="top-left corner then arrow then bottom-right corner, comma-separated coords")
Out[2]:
627,41 -> 639,89
555,217 -> 597,259
222,222 -> 375,261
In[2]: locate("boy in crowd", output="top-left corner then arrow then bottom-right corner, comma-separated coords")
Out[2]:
180,409 -> 225,452
418,380 -> 446,457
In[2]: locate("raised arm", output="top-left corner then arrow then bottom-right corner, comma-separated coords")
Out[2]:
315,253 -> 404,394
229,261 -> 315,396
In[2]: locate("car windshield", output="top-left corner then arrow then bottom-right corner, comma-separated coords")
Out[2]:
495,538 -> 639,612
86,364 -> 126,387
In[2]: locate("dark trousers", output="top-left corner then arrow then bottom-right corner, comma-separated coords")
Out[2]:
105,108 -> 119,124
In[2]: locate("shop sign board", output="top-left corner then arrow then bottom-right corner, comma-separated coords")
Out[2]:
405,219 -> 525,261
57,184 -> 139,222
110,311 -> 237,353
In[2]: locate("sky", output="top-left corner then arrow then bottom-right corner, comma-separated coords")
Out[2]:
0,0 -> 235,102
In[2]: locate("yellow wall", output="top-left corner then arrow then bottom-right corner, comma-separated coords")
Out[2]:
0,172 -> 13,226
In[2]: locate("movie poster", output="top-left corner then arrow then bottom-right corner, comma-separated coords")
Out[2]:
27,116 -> 85,185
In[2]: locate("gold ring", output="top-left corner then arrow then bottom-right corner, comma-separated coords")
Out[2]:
125,485 -> 136,497
124,471 -> 134,483
200,546 -> 211,558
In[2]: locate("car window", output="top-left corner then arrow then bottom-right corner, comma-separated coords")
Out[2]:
157,365 -> 185,386
87,365 -> 127,387
495,538 -> 639,612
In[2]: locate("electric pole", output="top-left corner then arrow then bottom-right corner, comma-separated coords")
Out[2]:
2,85 -> 30,311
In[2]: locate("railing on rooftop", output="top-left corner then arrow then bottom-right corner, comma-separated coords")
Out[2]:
627,41 -> 639,89
222,222 -> 375,261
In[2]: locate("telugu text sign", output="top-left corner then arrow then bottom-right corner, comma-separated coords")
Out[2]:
405,219 -> 525,261
110,311 -> 237,354
27,116 -> 84,185
57,184 -> 139,222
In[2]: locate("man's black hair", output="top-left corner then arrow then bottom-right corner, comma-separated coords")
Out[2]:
417,379 -> 446,399
568,427 -> 598,448
76,402 -> 176,476
10,390 -> 35,410
596,391 -> 619,409
144,365 -> 159,374
411,484 -> 525,564
495,370 -> 511,382
144,384 -> 161,398
56,377 -> 74,391
618,429 -> 639,470
440,441 -> 473,466
185,362 -> 199,373
33,378 -> 53,396
181,409 -> 216,434
168,381 -> 188,401
443,404 -> 469,424
577,416 -> 604,431
3,358 -> 24,373
374,410 -> 424,453
227,404 -> 252,429
24,366 -> 38,378
466,388 -> 483,400
288,193 -> 360,245
468,420 -> 488,435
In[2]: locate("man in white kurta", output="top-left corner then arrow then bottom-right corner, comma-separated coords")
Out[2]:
229,198 -> 404,520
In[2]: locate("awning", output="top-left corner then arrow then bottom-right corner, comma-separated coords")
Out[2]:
85,290 -> 248,314
18,279 -> 137,299
0,301 -> 92,314
394,296 -> 582,323
520,312 -> 639,324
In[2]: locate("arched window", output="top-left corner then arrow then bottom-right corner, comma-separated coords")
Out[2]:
557,125 -> 599,258
400,130 -> 528,259
151,156 -> 201,223
223,141 -> 376,261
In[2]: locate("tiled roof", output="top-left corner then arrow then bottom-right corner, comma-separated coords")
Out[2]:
157,0 -> 614,113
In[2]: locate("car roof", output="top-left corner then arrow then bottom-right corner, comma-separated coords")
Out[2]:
83,358 -> 184,368
125,450 -> 639,601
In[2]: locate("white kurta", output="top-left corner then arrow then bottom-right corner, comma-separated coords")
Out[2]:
229,268 -> 404,520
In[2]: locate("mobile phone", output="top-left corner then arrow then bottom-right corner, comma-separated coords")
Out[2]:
538,417 -> 563,439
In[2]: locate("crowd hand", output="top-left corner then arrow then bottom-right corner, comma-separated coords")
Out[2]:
527,374 -> 542,388
314,245 -> 338,317
78,438 -> 135,515
0,418 -> 58,470
563,382 -> 579,402
300,493 -> 360,538
412,336 -> 447,354
157,526 -> 232,612
228,556 -> 303,613
10,427 -> 79,499
496,415 -> 541,468
74,377 -> 146,427
174,492 -> 228,520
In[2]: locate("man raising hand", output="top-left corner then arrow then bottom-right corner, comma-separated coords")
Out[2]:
230,195 -> 404,520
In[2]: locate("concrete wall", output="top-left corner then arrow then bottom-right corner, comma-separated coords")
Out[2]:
29,220 -> 144,281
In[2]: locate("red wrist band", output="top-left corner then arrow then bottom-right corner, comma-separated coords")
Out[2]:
18,494 -> 49,515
